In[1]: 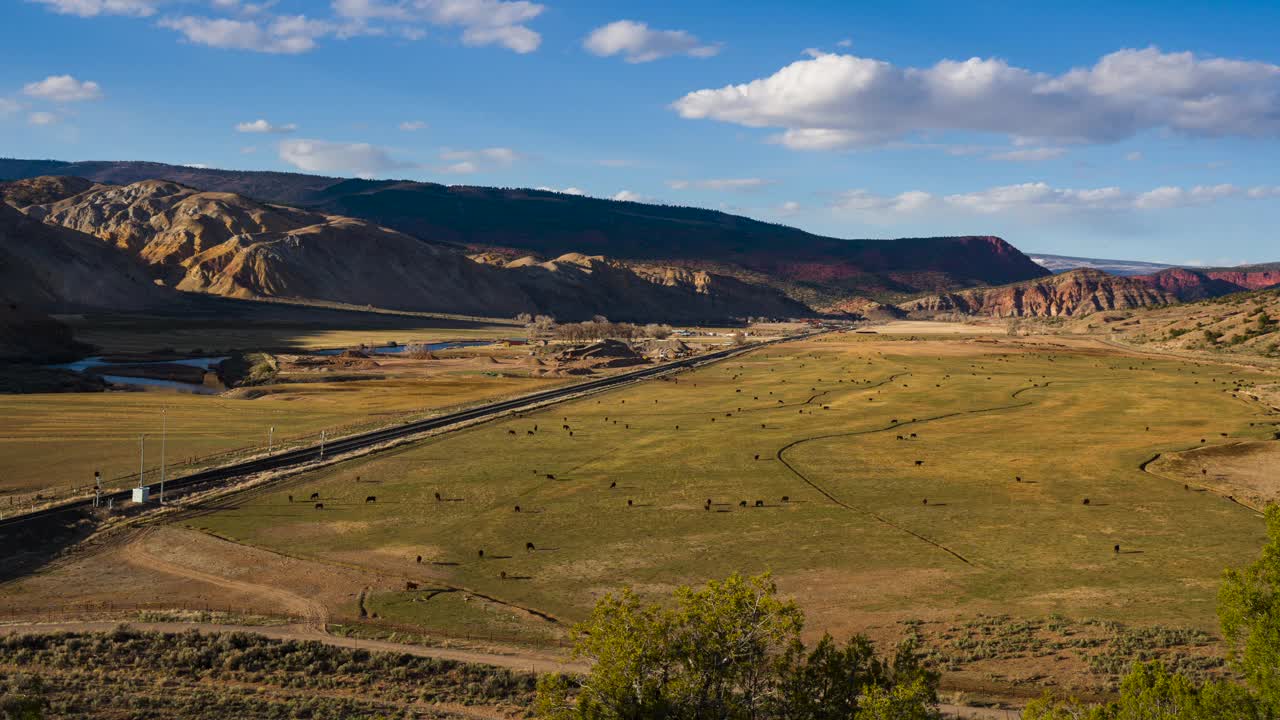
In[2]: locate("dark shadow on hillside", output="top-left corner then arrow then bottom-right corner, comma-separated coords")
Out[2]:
0,508 -> 98,584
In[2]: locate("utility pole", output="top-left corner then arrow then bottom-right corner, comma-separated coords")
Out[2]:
160,407 -> 167,505
94,471 -> 101,508
139,434 -> 146,489
320,430 -> 326,460
268,426 -> 274,453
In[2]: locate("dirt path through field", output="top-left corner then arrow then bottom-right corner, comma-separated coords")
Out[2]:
119,528 -> 330,628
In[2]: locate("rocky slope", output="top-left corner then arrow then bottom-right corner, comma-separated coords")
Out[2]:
0,201 -> 168,313
1136,266 -> 1280,301
1036,288 -> 1280,361
1,177 -> 806,322
0,158 -> 1052,305
897,268 -> 1177,318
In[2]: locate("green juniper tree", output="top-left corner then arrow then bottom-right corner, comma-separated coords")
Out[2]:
536,573 -> 939,720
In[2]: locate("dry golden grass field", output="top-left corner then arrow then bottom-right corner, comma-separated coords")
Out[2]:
5,329 -> 1279,702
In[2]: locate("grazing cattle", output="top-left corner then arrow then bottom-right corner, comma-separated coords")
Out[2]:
910,433 -> 917,438
546,474 -> 556,480
915,460 -> 924,467
563,425 -> 570,430
527,431 -> 534,435
739,500 -> 748,508
609,481 -> 617,489
310,492 -> 319,500
1082,498 -> 1090,505
781,496 -> 789,503
478,549 -> 485,558
754,454 -> 760,460
356,475 -> 361,483
434,492 -> 442,502
514,505 -> 521,513
508,429 -> 517,435
416,555 -> 422,563
1016,476 -> 1022,482
627,499 -> 634,507
1202,468 -> 1208,475
754,500 -> 764,508
704,504 -> 710,511
1114,544 -> 1120,554
288,495 -> 293,503
406,581 -> 419,590
365,496 -> 377,503
314,503 -> 324,510
922,498 -> 928,505
896,435 -> 904,441
526,542 -> 535,551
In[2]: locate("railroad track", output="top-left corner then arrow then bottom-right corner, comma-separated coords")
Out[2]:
0,334 -> 813,530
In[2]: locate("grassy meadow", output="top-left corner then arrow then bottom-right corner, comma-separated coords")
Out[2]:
0,372 -> 564,500
186,333 -> 1279,648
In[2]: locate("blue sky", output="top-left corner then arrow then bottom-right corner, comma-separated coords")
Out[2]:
2,0 -> 1278,266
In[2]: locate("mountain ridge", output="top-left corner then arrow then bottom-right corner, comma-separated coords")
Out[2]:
0,158 -> 1053,306
0,176 -> 808,322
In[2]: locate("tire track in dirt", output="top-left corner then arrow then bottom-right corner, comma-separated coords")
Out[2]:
119,528 -> 330,629
1138,446 -> 1267,516
773,381 -> 1054,568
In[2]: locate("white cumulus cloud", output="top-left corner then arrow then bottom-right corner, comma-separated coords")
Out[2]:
399,120 -> 428,131
235,118 -> 297,133
584,20 -> 720,63
23,75 -> 103,102
612,190 -> 646,202
673,46 -> 1280,149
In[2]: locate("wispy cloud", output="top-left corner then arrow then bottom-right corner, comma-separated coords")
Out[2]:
278,138 -> 411,178
667,177 -> 773,191
235,118 -> 297,133
831,181 -> 1271,220
584,20 -> 720,63
438,146 -> 520,174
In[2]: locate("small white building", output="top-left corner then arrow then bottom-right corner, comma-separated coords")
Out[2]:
132,486 -> 150,503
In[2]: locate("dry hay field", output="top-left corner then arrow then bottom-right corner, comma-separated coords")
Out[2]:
7,330 -> 1280,700
0,350 -> 569,501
